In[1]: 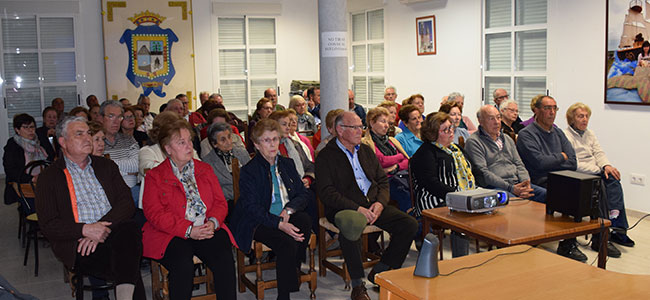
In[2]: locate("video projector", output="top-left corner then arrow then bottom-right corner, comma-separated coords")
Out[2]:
446,188 -> 508,213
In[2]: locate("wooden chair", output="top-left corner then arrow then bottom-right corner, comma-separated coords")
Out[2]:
232,158 -> 317,299
316,196 -> 384,290
150,257 -> 216,300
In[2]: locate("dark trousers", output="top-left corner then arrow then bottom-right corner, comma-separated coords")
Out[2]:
253,211 -> 311,300
158,230 -> 236,300
74,220 -> 145,300
602,175 -> 629,229
338,205 -> 418,280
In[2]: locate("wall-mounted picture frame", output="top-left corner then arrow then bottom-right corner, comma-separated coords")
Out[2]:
416,15 -> 436,56
605,0 -> 650,105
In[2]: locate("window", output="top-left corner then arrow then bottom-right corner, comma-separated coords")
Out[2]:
483,0 -> 547,119
1,15 -> 79,135
350,8 -> 385,107
216,17 -> 277,119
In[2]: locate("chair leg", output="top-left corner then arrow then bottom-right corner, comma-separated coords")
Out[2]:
24,226 -> 31,266
254,242 -> 264,300
34,227 -> 39,277
73,274 -> 84,300
318,227 -> 327,277
236,250 -> 246,293
308,234 -> 317,299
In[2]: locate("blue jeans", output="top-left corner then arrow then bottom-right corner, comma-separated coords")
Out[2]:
488,184 -> 547,204
601,175 -> 629,229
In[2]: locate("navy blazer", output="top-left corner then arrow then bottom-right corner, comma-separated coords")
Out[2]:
230,154 -> 309,253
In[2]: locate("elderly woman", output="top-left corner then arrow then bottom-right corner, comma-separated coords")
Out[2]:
69,106 -> 90,119
247,97 -> 274,153
202,122 -> 251,216
362,107 -> 411,212
378,101 -> 402,137
410,112 -> 476,257
88,121 -> 105,157
199,108 -> 245,156
142,119 -> 237,300
3,113 -> 50,207
499,99 -> 524,137
564,103 -> 634,253
288,95 -> 316,137
446,92 -> 477,134
395,104 -> 423,157
121,106 -> 150,147
398,94 -> 425,131
286,109 -> 315,161
269,111 -> 315,187
230,119 -> 311,300
439,101 -> 470,145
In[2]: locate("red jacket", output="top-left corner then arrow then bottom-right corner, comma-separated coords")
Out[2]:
141,158 -> 236,259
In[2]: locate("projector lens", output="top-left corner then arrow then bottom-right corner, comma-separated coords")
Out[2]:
497,191 -> 508,204
484,197 -> 496,208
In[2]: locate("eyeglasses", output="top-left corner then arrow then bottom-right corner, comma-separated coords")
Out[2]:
259,137 -> 280,144
123,115 -> 135,120
504,108 -> 519,113
340,124 -> 364,130
20,125 -> 36,130
105,113 -> 124,121
496,94 -> 509,100
541,105 -> 559,112
439,125 -> 456,134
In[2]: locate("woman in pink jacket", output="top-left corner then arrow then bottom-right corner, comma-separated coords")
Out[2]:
142,119 -> 237,300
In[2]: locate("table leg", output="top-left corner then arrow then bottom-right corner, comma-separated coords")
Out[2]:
380,287 -> 406,300
598,227 -> 608,269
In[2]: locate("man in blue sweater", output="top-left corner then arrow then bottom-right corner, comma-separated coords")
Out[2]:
516,96 -> 585,262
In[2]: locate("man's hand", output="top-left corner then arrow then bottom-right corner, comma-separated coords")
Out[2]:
368,202 -> 384,224
561,152 -> 568,161
279,209 -> 290,224
357,206 -> 376,224
82,221 -> 112,242
278,219 -> 304,242
189,222 -> 215,240
513,180 -> 534,199
77,237 -> 98,256
302,178 -> 311,188
603,165 -> 621,181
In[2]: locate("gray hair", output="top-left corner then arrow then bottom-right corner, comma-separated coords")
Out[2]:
447,92 -> 464,102
166,98 -> 182,106
385,86 -> 397,93
99,100 -> 123,116
207,122 -> 232,145
137,95 -> 149,105
499,99 -> 518,113
56,116 -> 88,139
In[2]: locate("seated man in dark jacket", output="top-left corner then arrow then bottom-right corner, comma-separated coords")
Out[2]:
35,116 -> 144,300
316,112 -> 417,300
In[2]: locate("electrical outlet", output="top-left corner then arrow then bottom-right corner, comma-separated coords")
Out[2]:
630,173 -> 646,186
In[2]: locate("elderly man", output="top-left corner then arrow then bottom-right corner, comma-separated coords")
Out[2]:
165,98 -> 184,117
137,95 -> 156,132
316,112 -> 417,300
499,99 -> 524,136
384,86 -> 401,123
100,101 -> 140,203
492,88 -> 509,108
175,93 -> 190,120
52,97 -> 66,120
465,105 -> 546,203
35,116 -> 145,300
516,96 -> 585,262
265,88 -> 285,111
564,102 -> 634,255
348,90 -> 367,127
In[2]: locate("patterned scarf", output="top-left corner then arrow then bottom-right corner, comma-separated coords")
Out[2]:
13,135 -> 47,164
433,142 -> 475,191
281,138 -> 305,178
370,130 -> 397,156
216,148 -> 234,172
171,159 -> 207,226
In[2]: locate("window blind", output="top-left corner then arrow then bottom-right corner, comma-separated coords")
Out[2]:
6,87 -> 41,120
485,76 -> 511,106
248,18 -> 275,45
219,49 -> 246,77
352,13 -> 365,42
352,45 -> 366,72
249,49 -> 276,76
2,18 -> 37,50
42,52 -> 76,82
3,53 -> 39,85
486,0 -> 511,28
368,44 -> 384,72
353,76 -> 367,104
369,76 -> 385,105
367,9 -> 383,40
218,18 -> 245,46
516,0 -> 547,25
486,33 -> 511,71
40,17 -> 74,49
514,76 -> 545,118
251,79 -> 276,100
43,86 -> 77,110
220,80 -> 247,109
515,30 -> 546,71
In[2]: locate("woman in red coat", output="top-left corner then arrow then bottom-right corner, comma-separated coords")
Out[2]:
142,119 -> 237,300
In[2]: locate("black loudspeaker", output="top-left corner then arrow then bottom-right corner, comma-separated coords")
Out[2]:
546,170 -> 601,222
413,233 -> 439,278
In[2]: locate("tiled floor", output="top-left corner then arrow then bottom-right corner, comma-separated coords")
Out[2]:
2,199 -> 649,299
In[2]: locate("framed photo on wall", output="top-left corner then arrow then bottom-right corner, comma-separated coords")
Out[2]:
605,0 -> 650,105
416,15 -> 436,55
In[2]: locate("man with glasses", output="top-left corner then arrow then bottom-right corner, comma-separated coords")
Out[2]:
137,95 -> 156,132
465,105 -> 546,203
516,96 -> 584,262
492,88 -> 509,108
175,93 -> 190,121
316,112 -> 417,300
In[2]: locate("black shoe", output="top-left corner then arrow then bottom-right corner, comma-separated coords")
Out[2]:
610,232 -> 635,247
351,282 -> 371,300
367,269 -> 377,285
557,241 -> 587,262
591,240 -> 622,258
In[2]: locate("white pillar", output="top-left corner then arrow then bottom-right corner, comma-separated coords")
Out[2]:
318,0 -> 348,139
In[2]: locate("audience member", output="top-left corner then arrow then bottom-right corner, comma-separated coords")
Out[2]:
313,109 -> 344,152
52,97 -> 66,120
438,102 -> 470,144
520,94 -> 545,127
377,101 -> 402,137
36,106 -> 60,159
199,108 -> 244,156
266,88 -> 285,111
306,87 -> 321,121
289,95 -> 317,137
493,89 -> 523,131
446,92 -> 477,134
119,98 -> 131,107
137,95 -> 156,132
348,90 -> 367,127
394,105 -> 423,157
492,88 -> 509,108
209,93 -> 223,105
384,86 -> 401,124
121,106 -> 150,147
88,121 -> 105,157
69,106 -> 90,119
3,114 -> 49,208
564,102 -> 634,255
516,95 -> 584,262
86,95 -> 99,108
199,91 -> 210,106
247,98 -> 275,153
465,105 -> 546,203
316,112 -> 417,299
499,99 -> 524,137
132,105 -> 146,132
269,111 -> 315,187
141,119 -> 236,300
361,107 -> 411,213
175,94 -> 190,121
165,98 -> 184,117
410,112 -> 475,257
231,119 -> 311,300
35,116 -> 145,300
89,105 -> 101,122
286,109 -> 315,161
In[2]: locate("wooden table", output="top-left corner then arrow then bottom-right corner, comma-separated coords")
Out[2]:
375,245 -> 650,300
421,200 -> 611,268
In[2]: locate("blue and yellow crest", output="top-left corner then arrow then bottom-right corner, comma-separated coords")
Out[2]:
119,10 -> 178,98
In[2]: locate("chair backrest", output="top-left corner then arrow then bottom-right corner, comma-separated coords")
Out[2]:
407,159 -> 416,211
231,157 -> 241,203
458,136 -> 465,148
